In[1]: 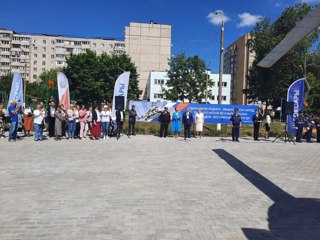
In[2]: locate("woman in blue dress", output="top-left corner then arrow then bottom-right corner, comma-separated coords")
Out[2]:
171,107 -> 181,138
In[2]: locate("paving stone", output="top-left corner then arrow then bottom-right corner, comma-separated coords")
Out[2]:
0,135 -> 320,239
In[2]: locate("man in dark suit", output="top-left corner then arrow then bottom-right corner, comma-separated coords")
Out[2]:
128,105 -> 137,136
47,100 -> 56,137
159,107 -> 171,138
116,108 -> 125,140
252,109 -> 263,141
182,107 -> 194,141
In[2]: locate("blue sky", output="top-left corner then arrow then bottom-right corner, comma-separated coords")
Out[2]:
1,0 -> 319,72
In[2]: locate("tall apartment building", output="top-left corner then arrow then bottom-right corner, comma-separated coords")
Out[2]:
0,29 -> 125,82
125,22 -> 171,99
224,34 -> 255,105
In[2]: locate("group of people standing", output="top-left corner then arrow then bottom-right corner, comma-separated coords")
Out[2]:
158,107 -> 205,140
2,99 -> 130,142
2,101 -> 320,143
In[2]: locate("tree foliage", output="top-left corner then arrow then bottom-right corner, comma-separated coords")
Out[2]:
0,73 -> 13,94
163,53 -> 213,102
248,3 -> 320,110
64,51 -> 140,104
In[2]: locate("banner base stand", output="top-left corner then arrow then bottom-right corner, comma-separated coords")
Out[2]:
272,123 -> 295,145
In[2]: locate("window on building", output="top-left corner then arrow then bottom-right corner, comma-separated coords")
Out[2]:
33,74 -> 37,79
56,39 -> 64,44
101,44 -> 105,47
93,43 -> 96,47
154,93 -> 163,99
42,61 -> 46,65
42,54 -> 46,58
33,40 -> 37,44
34,60 -> 37,64
34,54 -> 37,57
34,46 -> 38,50
33,68 -> 37,72
43,40 -> 46,44
42,68 -> 45,71
51,40 -> 55,44
222,96 -> 227,101
222,82 -> 227,87
42,47 -> 46,51
211,96 -> 215,100
51,55 -> 54,59
154,79 -> 165,85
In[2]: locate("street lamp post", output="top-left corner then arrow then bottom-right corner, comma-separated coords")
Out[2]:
216,11 -> 225,105
19,47 -> 29,107
215,11 -> 225,131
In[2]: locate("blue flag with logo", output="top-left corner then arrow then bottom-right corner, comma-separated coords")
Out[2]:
7,72 -> 24,110
286,78 -> 305,134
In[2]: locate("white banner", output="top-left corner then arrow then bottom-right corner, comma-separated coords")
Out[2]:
57,72 -> 70,110
8,72 -> 23,109
112,71 -> 130,118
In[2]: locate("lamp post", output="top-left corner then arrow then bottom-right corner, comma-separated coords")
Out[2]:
215,11 -> 225,131
19,47 -> 29,107
215,10 -> 225,105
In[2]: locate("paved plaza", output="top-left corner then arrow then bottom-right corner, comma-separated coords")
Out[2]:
0,135 -> 319,240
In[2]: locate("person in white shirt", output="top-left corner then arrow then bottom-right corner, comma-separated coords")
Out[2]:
265,111 -> 272,139
195,108 -> 204,138
100,105 -> 111,139
33,103 -> 45,141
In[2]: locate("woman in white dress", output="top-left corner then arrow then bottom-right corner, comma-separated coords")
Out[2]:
195,108 -> 204,138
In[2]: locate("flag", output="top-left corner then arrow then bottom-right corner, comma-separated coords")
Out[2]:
111,71 -> 130,118
57,72 -> 70,110
286,78 -> 305,134
8,72 -> 24,109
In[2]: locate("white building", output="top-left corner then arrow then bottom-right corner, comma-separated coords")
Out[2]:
147,71 -> 231,104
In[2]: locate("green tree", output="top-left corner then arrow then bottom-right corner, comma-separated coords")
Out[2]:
0,73 -> 13,94
64,51 -> 140,105
248,3 -> 320,107
164,53 -> 213,102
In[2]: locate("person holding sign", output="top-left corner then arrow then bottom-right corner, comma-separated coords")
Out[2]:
182,107 -> 194,141
230,108 -> 241,142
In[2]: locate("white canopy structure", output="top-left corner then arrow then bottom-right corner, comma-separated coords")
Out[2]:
258,6 -> 320,68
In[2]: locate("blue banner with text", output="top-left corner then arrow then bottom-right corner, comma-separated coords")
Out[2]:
130,101 -> 259,125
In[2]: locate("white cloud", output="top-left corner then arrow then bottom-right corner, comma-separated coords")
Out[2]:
207,10 -> 230,26
238,12 -> 262,28
275,2 -> 281,7
301,0 -> 320,3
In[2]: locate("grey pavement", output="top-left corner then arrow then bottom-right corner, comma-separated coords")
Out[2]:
0,135 -> 320,240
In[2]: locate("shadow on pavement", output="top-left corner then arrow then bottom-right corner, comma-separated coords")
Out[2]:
212,149 -> 320,240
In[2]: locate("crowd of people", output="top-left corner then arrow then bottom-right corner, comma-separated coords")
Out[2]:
1,100 -> 320,143
230,107 -> 320,143
0,100 -> 127,142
